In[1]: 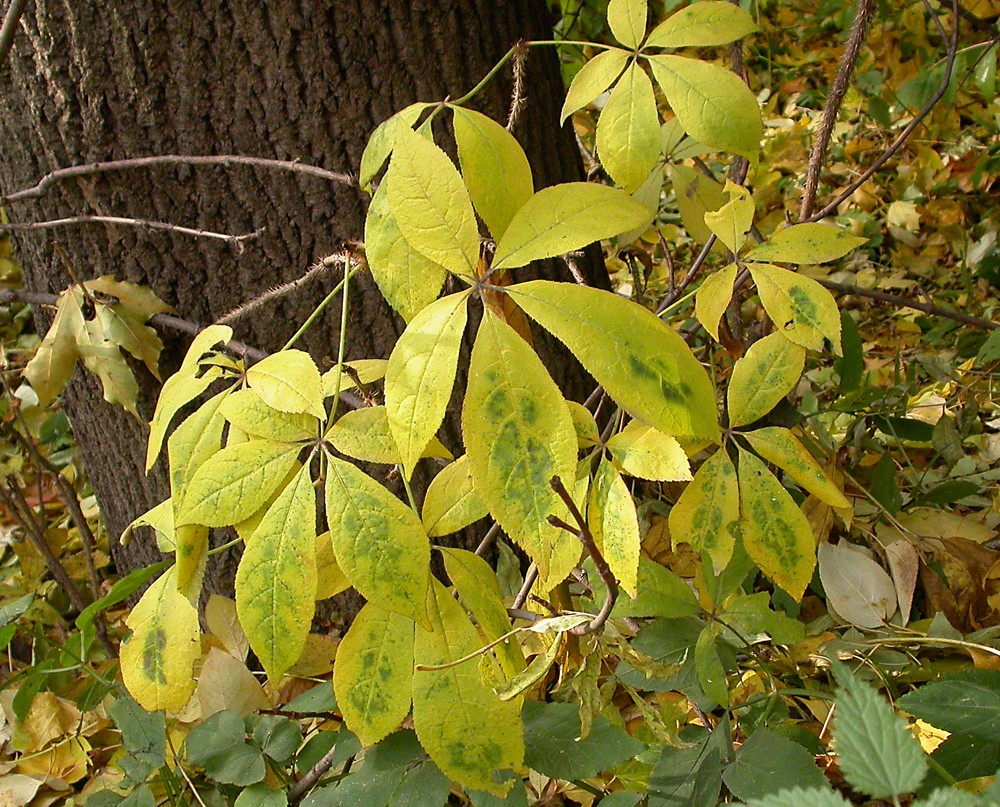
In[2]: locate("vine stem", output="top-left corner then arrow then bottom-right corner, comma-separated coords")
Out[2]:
0,0 -> 27,64
0,215 -> 262,248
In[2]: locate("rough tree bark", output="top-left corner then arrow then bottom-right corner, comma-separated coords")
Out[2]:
0,1 -> 604,598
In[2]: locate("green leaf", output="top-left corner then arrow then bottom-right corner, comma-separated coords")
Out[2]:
219,387 -> 317,443
412,580 -> 523,794
696,263 -> 738,342
743,427 -> 848,507
837,311 -> 863,391
897,670 -> 1000,743
727,332 -> 805,429
748,264 -> 842,353
364,180 -> 449,322
23,287 -> 84,405
596,61 -> 661,192
441,547 -> 525,679
246,349 -> 326,419
185,710 -> 265,786
742,787 -> 849,807
325,455 -> 430,625
235,465 -> 317,682
385,291 -> 469,476
647,54 -> 761,160
608,0 -> 647,48
234,785 -> 288,807
560,48 -> 631,124
737,448 -> 816,601
452,107 -> 534,240
589,556 -> 700,618
589,457 -> 641,597
567,401 -> 601,448
703,181 -> 754,253
387,127 -> 479,278
695,627 -> 728,706
606,420 -> 691,481
832,662 -> 928,799
462,313 -> 576,583
178,439 -> 301,527
120,567 -> 200,712
492,184 -> 652,271
648,723 -> 727,807
669,449 -> 739,572
359,103 -> 430,189
110,693 -> 167,777
522,700 -> 645,781
509,280 -> 719,440
723,729 -> 828,802
146,324 -> 232,470
421,456 -> 489,538
745,223 -> 867,264
334,601 -> 415,747
645,1 -> 759,48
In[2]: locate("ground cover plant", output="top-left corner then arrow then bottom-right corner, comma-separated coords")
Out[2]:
1,0 -> 1000,804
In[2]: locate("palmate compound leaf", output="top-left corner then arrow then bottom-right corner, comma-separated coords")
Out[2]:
120,566 -> 200,713
491,184 -> 652,272
646,54 -> 762,161
385,290 -> 469,477
146,324 -> 232,470
696,263 -> 738,342
413,579 -> 524,795
452,106 -> 533,240
645,0 -> 759,48
334,601 -> 414,747
219,387 -> 317,444
737,448 -> 816,601
607,0 -> 648,49
23,285 -> 84,405
324,454 -> 430,626
668,447 -> 739,572
832,662 -> 928,799
745,222 -> 867,265
327,405 -> 452,466
421,455 -> 489,538
727,332 -> 806,429
387,126 -> 480,279
358,102 -> 431,189
462,312 -> 577,585
560,47 -> 631,124
246,349 -> 326,419
596,61 -> 662,193
235,464 -> 317,683
178,439 -> 302,528
364,180 -> 449,323
742,427 -> 849,508
589,457 -> 641,597
605,420 -> 691,482
508,280 -> 719,441
748,263 -> 842,354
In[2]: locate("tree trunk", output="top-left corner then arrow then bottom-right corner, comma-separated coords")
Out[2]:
0,1 -> 603,598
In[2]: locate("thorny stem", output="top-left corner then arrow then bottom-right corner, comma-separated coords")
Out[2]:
799,0 -> 878,221
548,476 -> 618,635
0,215 -> 263,249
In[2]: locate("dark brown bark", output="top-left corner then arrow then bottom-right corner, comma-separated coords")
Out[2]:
0,1 -> 603,598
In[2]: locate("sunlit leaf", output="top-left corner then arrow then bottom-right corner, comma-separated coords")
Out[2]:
421,456 -> 489,538
219,387 -> 317,443
76,313 -> 140,416
597,62 -> 661,193
696,263 -> 738,342
84,275 -> 173,319
236,465 -> 317,682
335,602 -> 414,747
647,54 -> 761,160
745,223 -> 867,264
246,349 -> 326,419
412,580 -> 523,794
703,181 -> 754,253
608,0 -> 648,48
561,48 -> 631,124
452,106 -> 534,240
492,184 -> 652,271
727,332 -> 805,429
743,427 -> 849,507
314,531 -> 350,600
606,420 -> 691,481
99,304 -> 164,380
668,448 -> 739,572
358,102 -> 430,189
645,1 -> 758,48
325,455 -> 430,625
738,449 -> 816,601
589,457 -> 641,597
121,567 -> 200,712
387,127 -> 480,278
510,280 -> 719,440
385,291 -> 469,476
749,263 -> 842,353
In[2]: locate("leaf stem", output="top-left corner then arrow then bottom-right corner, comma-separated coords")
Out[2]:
282,256 -> 362,350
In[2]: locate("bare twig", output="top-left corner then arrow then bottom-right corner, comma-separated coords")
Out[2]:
511,564 -> 539,610
288,745 -> 350,803
656,235 -> 717,313
0,0 -> 26,64
1,154 -> 355,205
0,215 -> 263,248
474,522 -> 502,557
805,0 -> 960,222
548,476 -> 618,635
799,0 -> 878,221
818,278 -> 999,330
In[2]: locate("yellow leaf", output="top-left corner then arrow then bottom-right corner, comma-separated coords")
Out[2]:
671,164 -> 727,246
219,387 -> 317,443
695,263 -> 738,342
205,594 -> 249,661
329,404 -> 452,466
334,602 -> 415,747
596,62 -> 662,193
727,332 -> 805,429
246,349 -> 326,419
121,566 -> 200,712
561,48 -> 630,124
605,420 -> 691,481
645,1 -> 758,48
413,580 -> 523,794
23,287 -> 83,405
748,263 -> 842,353
745,222 -> 867,264
589,457 -> 641,597
743,427 -> 849,508
608,0 -> 648,48
668,448 -> 739,571
703,181 -> 754,253
315,531 -> 351,600
421,456 -> 488,538
236,465 -> 317,682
